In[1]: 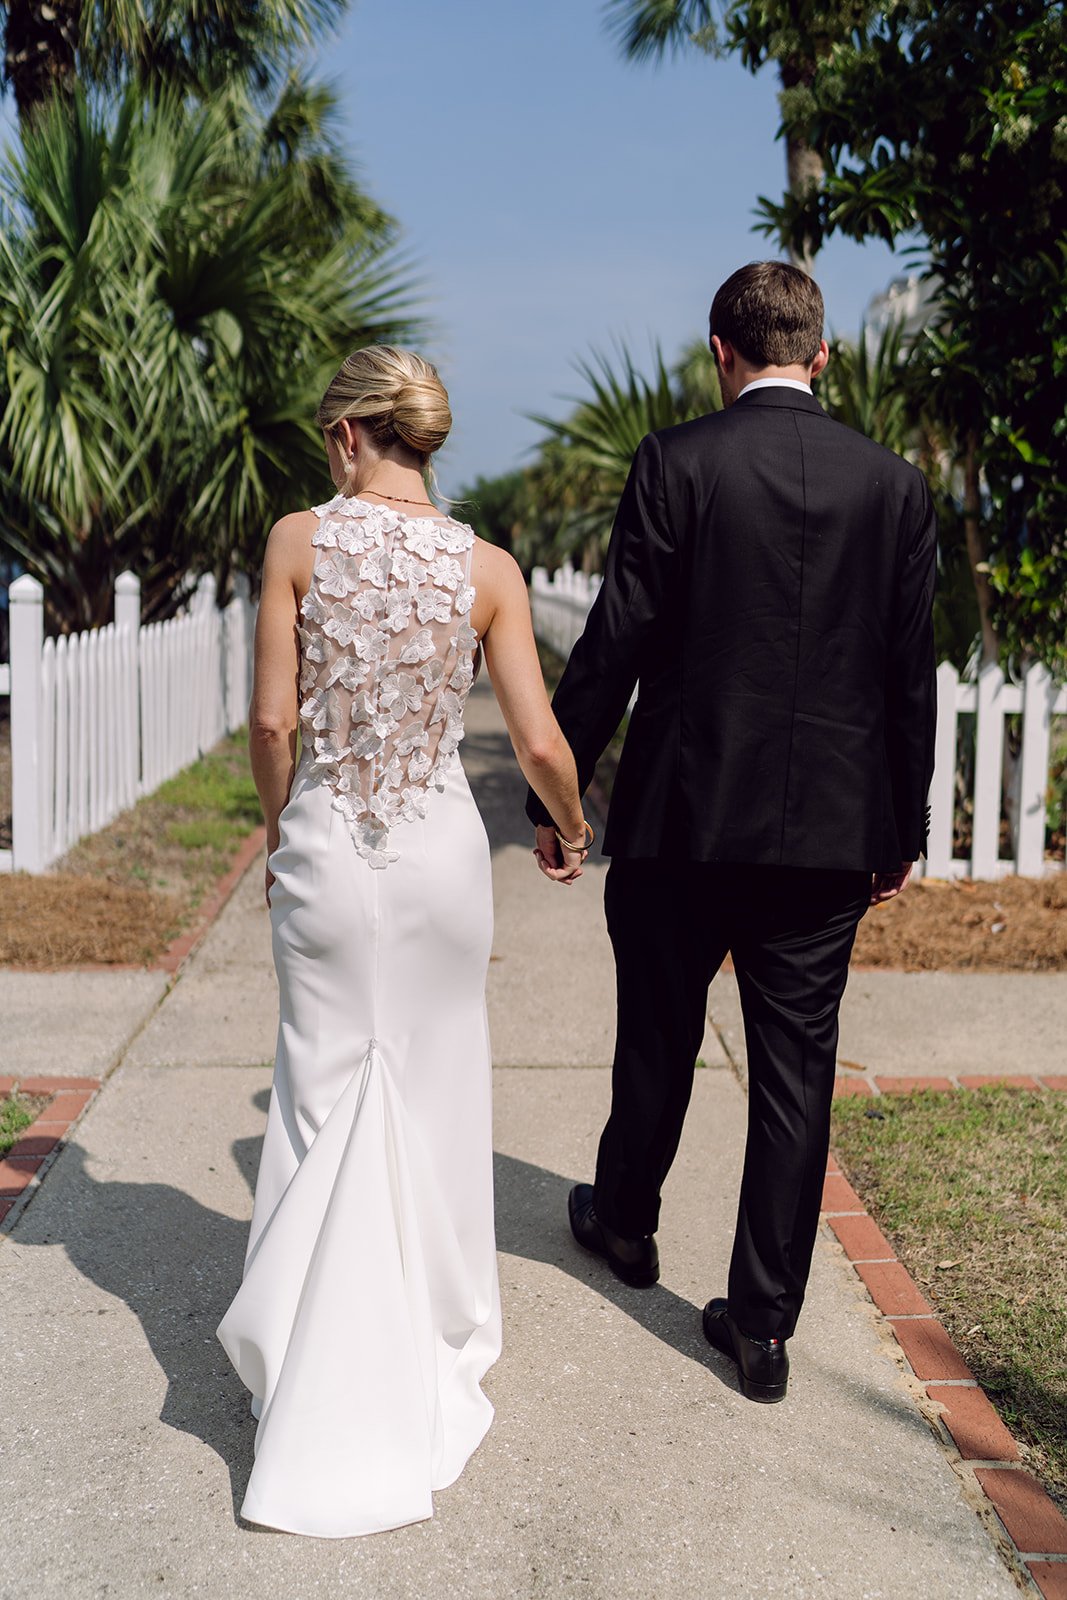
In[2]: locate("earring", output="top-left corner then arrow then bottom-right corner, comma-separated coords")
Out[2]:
336,445 -> 355,491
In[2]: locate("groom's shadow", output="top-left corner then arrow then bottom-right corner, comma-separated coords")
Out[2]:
493,1150 -> 736,1388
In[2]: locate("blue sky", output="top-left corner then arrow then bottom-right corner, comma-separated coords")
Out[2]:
314,0 -> 906,493
0,1 -> 909,495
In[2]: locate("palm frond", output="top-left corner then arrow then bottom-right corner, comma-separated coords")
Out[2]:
602,0 -> 718,62
0,83 -> 421,627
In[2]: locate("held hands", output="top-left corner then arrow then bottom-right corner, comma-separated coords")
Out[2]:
870,862 -> 913,906
533,821 -> 592,887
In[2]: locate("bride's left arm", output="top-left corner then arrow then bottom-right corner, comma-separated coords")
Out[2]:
249,515 -> 307,859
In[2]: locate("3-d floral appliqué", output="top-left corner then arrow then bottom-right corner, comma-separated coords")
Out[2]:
298,493 -> 479,868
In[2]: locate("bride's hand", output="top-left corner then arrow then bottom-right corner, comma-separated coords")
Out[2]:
533,823 -> 586,887
265,865 -> 276,908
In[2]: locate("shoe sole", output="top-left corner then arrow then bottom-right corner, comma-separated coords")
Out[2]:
703,1316 -> 788,1402
739,1374 -> 788,1403
609,1262 -> 659,1289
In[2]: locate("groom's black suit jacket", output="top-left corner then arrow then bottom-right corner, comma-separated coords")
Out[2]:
526,385 -> 937,872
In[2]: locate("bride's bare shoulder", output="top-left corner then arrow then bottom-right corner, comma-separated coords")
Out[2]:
260,508 -> 319,574
266,509 -> 319,548
470,537 -> 525,597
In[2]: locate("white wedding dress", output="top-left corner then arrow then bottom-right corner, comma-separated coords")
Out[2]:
216,493 -> 501,1538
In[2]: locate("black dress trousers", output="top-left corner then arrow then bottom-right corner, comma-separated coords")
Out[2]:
594,859 -> 870,1342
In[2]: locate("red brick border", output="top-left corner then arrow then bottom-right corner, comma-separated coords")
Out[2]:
833,1073 -> 1067,1099
0,1076 -> 101,1232
822,1085 -> 1067,1598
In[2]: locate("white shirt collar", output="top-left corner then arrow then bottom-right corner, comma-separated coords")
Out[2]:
737,377 -> 813,398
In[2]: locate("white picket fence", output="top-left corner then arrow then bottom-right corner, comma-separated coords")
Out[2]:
0,570 -> 255,874
530,564 -> 1067,880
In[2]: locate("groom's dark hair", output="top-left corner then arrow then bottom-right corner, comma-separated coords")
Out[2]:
709,261 -> 824,368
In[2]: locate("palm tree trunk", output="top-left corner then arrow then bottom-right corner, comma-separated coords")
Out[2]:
785,131 -> 822,275
777,55 -> 824,275
962,431 -> 999,666
3,0 -> 79,120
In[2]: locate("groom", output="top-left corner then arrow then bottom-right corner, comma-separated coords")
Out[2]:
527,261 -> 936,1402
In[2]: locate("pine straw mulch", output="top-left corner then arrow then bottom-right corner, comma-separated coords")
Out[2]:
853,872 -> 1067,972
0,731 -> 260,969
12,864 -> 1064,975
0,873 -> 186,967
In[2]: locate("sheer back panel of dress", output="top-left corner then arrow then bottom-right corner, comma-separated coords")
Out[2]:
297,494 -> 479,869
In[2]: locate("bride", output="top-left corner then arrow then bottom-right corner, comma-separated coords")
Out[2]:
216,345 -> 590,1538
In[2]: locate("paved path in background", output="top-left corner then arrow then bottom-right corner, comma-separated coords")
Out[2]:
0,681 -> 1054,1598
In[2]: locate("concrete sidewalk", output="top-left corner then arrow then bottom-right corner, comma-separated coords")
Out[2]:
0,681 -> 1050,1598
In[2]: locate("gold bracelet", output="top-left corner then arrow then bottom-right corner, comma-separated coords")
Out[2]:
554,820 -> 595,852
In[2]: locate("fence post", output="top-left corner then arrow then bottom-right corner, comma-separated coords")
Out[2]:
971,662 -> 1006,879
114,571 -> 141,808
925,661 -> 959,878
10,574 -> 45,872
1016,662 -> 1053,877
114,569 -> 140,633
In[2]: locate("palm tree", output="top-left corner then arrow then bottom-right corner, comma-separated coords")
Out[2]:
521,340 -> 723,569
603,2 -> 878,272
0,86 -> 416,630
2,0 -> 345,120
526,344 -> 684,565
817,316 -> 981,671
672,336 -> 722,415
818,317 -> 912,454
3,0 -> 78,119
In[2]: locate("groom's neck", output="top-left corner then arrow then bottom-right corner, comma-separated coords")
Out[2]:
735,360 -> 815,390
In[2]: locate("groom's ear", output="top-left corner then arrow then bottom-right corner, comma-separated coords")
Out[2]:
810,339 -> 830,381
710,334 -> 733,373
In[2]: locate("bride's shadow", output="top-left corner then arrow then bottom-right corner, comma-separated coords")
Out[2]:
10,1089 -> 273,1523
12,1091 -> 735,1531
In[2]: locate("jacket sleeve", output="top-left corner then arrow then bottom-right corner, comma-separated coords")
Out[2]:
525,431 -> 675,829
885,469 -> 938,861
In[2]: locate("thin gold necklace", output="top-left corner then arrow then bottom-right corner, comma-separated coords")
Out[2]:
357,484 -> 439,510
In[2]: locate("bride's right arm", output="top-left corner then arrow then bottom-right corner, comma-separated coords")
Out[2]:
249,514 -> 313,856
476,547 -> 589,869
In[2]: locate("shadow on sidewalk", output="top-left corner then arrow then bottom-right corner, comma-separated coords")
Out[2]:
12,1088 -> 931,1537
463,724 -> 546,854
10,1092 -> 272,1524
492,1149 -> 940,1447
493,1150 -> 730,1382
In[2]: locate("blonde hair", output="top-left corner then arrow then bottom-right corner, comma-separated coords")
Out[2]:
315,345 -> 452,459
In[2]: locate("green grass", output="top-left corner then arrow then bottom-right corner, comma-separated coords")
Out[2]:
156,741 -> 262,830
831,1087 -> 1067,1510
164,816 -> 252,852
153,731 -> 266,882
0,1093 -> 45,1158
63,726 -> 261,899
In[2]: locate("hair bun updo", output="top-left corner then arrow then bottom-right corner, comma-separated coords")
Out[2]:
392,376 -> 452,456
315,345 -> 452,460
